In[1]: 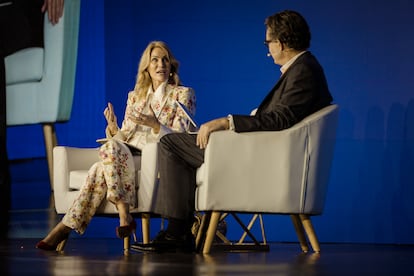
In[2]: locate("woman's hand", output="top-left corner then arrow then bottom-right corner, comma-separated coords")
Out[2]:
196,117 -> 229,149
129,106 -> 161,133
104,102 -> 118,135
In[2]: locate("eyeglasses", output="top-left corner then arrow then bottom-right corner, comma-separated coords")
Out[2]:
264,40 -> 278,47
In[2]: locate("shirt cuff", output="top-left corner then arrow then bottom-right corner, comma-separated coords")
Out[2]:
151,123 -> 170,139
227,114 -> 235,131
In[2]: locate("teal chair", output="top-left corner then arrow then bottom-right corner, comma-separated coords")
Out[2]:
5,0 -> 81,190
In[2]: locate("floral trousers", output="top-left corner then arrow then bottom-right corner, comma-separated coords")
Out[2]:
62,140 -> 137,234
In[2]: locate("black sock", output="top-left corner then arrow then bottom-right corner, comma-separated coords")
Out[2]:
166,217 -> 192,238
166,218 -> 186,237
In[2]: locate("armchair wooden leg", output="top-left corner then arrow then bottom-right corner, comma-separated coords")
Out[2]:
202,211 -> 221,254
299,214 -> 320,253
141,213 -> 150,244
42,123 -> 57,191
195,212 -> 209,252
123,236 -> 130,255
290,214 -> 309,253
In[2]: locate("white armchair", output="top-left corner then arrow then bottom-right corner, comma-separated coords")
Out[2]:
53,142 -> 159,250
5,0 -> 81,189
195,104 -> 339,254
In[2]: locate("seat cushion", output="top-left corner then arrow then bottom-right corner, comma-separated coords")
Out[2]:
69,170 -> 88,190
5,47 -> 44,85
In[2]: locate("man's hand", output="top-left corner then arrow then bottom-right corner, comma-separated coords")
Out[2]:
196,117 -> 229,149
41,0 -> 64,25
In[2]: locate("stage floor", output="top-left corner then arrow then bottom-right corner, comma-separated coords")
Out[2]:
2,238 -> 414,275
2,158 -> 414,275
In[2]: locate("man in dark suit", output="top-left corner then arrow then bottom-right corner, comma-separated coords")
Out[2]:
0,0 -> 64,240
134,10 -> 333,252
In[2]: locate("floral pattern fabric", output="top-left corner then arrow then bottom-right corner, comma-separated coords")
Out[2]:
62,84 -> 196,234
117,83 -> 197,149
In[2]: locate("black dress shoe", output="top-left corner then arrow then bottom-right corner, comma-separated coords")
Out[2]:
131,230 -> 195,253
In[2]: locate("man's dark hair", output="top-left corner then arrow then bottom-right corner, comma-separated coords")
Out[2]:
265,10 -> 311,51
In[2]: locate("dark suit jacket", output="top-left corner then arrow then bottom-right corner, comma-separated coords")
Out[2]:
232,51 -> 333,132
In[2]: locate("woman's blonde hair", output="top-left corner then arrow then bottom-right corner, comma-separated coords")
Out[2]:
134,41 -> 181,99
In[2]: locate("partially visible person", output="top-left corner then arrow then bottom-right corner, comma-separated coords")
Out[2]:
0,0 -> 64,240
36,41 -> 196,250
133,10 -> 333,253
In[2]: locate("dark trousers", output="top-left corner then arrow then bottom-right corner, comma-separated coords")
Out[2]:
154,133 -> 205,220
0,0 -> 43,239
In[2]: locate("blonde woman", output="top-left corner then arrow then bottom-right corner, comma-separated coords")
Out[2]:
36,41 -> 196,251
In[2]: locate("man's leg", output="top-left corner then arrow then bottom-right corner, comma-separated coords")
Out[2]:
147,133 -> 204,251
154,133 -> 204,220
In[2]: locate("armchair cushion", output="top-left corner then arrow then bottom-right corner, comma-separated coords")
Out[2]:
5,48 -> 44,85
69,170 -> 88,190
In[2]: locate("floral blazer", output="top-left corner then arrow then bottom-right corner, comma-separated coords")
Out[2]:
107,83 -> 196,150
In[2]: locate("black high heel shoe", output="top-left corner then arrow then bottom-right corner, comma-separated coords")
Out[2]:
116,219 -> 137,254
116,219 -> 137,240
36,233 -> 69,252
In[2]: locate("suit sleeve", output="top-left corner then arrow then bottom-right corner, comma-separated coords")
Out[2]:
232,59 -> 330,132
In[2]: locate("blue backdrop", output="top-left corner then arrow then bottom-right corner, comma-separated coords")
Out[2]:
8,0 -> 414,244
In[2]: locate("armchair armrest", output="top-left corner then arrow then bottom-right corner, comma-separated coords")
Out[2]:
53,146 -> 99,213
42,0 -> 80,122
196,127 -> 309,214
137,142 -> 159,212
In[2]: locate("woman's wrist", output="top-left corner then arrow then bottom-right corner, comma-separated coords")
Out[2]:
108,125 -> 118,136
152,122 -> 161,134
